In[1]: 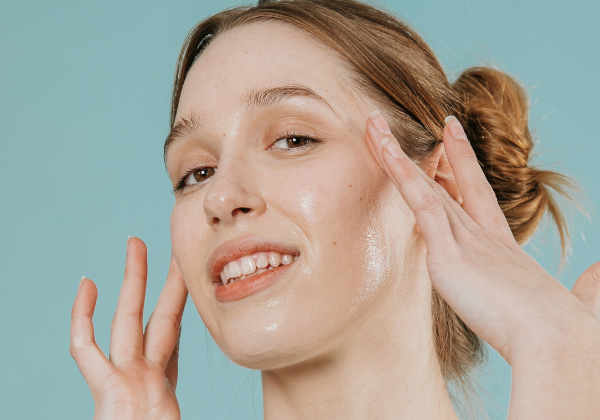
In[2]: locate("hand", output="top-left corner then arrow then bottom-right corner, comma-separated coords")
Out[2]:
365,112 -> 600,419
70,237 -> 188,420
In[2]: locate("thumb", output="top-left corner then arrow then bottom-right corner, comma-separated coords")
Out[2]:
571,260 -> 600,320
165,326 -> 181,390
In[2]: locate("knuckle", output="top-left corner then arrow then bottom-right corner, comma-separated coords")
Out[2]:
165,312 -> 183,332
473,178 -> 496,199
123,309 -> 144,323
149,311 -> 182,334
417,191 -> 443,213
113,309 -> 144,327
69,342 -> 89,360
456,149 -> 476,162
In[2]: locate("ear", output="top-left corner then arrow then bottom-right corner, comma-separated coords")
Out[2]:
422,142 -> 463,205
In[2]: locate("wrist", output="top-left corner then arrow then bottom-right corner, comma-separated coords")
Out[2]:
506,318 -> 600,419
504,312 -> 600,366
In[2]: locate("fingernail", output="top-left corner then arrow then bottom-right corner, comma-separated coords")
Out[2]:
381,137 -> 400,158
126,236 -> 132,255
445,116 -> 469,141
368,110 -> 392,134
78,276 -> 86,291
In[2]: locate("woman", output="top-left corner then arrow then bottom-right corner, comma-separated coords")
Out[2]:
69,0 -> 600,418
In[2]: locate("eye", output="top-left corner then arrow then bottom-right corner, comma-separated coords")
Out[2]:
271,134 -> 316,150
185,167 -> 215,185
175,166 -> 216,193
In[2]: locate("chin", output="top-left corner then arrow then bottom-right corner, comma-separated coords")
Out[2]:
214,323 -> 314,370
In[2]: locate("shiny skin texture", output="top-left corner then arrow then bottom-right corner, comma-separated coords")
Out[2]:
166,21 -> 430,370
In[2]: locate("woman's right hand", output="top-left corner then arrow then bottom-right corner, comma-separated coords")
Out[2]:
70,237 -> 188,420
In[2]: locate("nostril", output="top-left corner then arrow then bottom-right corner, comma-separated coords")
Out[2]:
231,207 -> 252,217
231,207 -> 252,216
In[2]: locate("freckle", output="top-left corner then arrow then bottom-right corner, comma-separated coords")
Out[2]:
333,241 -> 336,245
223,133 -> 226,137
360,197 -> 363,201
349,184 -> 352,187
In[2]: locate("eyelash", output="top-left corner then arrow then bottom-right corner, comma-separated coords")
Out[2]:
173,132 -> 322,194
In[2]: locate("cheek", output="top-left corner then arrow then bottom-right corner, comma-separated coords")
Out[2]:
258,147 -> 398,344
169,197 -> 219,323
170,198 -> 207,268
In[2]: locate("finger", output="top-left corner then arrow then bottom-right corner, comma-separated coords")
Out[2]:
571,260 -> 600,319
380,143 -> 460,258
365,113 -> 386,170
165,326 -> 181,390
367,113 -> 490,248
109,237 -> 148,364
366,111 -> 399,182
424,164 -> 500,250
144,256 -> 188,367
70,278 -> 113,389
442,116 -> 515,243
367,112 -> 461,255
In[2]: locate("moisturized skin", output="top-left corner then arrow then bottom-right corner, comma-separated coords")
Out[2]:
70,19 -> 600,420
167,21 -> 455,418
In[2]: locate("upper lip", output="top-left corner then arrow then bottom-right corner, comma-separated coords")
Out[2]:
207,236 -> 300,282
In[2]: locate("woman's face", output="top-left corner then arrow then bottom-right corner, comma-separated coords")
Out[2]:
166,21 -> 419,369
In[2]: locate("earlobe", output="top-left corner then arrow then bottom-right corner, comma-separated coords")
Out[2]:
426,143 -> 464,205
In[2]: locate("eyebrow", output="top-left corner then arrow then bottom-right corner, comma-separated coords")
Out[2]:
164,84 -> 336,161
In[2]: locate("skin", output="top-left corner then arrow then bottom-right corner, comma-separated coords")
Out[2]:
70,22 -> 600,420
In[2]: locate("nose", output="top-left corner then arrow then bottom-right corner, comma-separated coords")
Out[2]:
203,158 -> 267,228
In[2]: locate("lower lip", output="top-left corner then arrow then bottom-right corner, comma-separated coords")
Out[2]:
214,263 -> 294,302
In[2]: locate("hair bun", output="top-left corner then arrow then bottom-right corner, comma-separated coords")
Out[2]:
453,67 -> 577,259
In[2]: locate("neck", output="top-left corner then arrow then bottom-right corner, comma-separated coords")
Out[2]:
261,272 -> 459,420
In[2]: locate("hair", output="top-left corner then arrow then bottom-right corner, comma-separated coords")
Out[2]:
169,0 -> 580,412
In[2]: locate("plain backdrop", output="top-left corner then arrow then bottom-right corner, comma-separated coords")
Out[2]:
1,0 -> 598,419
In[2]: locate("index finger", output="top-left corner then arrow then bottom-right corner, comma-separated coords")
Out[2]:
443,116 -> 515,243
109,236 -> 148,364
143,256 -> 188,367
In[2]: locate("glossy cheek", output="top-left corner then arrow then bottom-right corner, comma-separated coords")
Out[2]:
263,143 -> 397,348
170,196 -> 220,330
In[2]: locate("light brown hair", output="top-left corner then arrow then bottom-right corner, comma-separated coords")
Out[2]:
169,0 -> 578,404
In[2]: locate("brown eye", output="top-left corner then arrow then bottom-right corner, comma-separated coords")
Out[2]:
185,167 -> 216,186
287,136 -> 310,148
272,135 -> 315,150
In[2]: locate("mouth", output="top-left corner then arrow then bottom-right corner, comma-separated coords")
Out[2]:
207,237 -> 300,302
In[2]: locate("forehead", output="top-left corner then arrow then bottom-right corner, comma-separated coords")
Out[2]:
175,21 -> 358,122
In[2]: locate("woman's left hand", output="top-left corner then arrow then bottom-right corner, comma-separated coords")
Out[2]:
365,112 -> 600,419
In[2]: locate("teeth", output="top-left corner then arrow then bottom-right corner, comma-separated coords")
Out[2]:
256,252 -> 269,269
220,264 -> 230,284
241,256 -> 256,275
227,260 -> 242,278
269,252 -> 282,268
219,251 -> 296,284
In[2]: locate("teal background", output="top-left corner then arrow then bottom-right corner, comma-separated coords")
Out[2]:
1,0 -> 598,418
